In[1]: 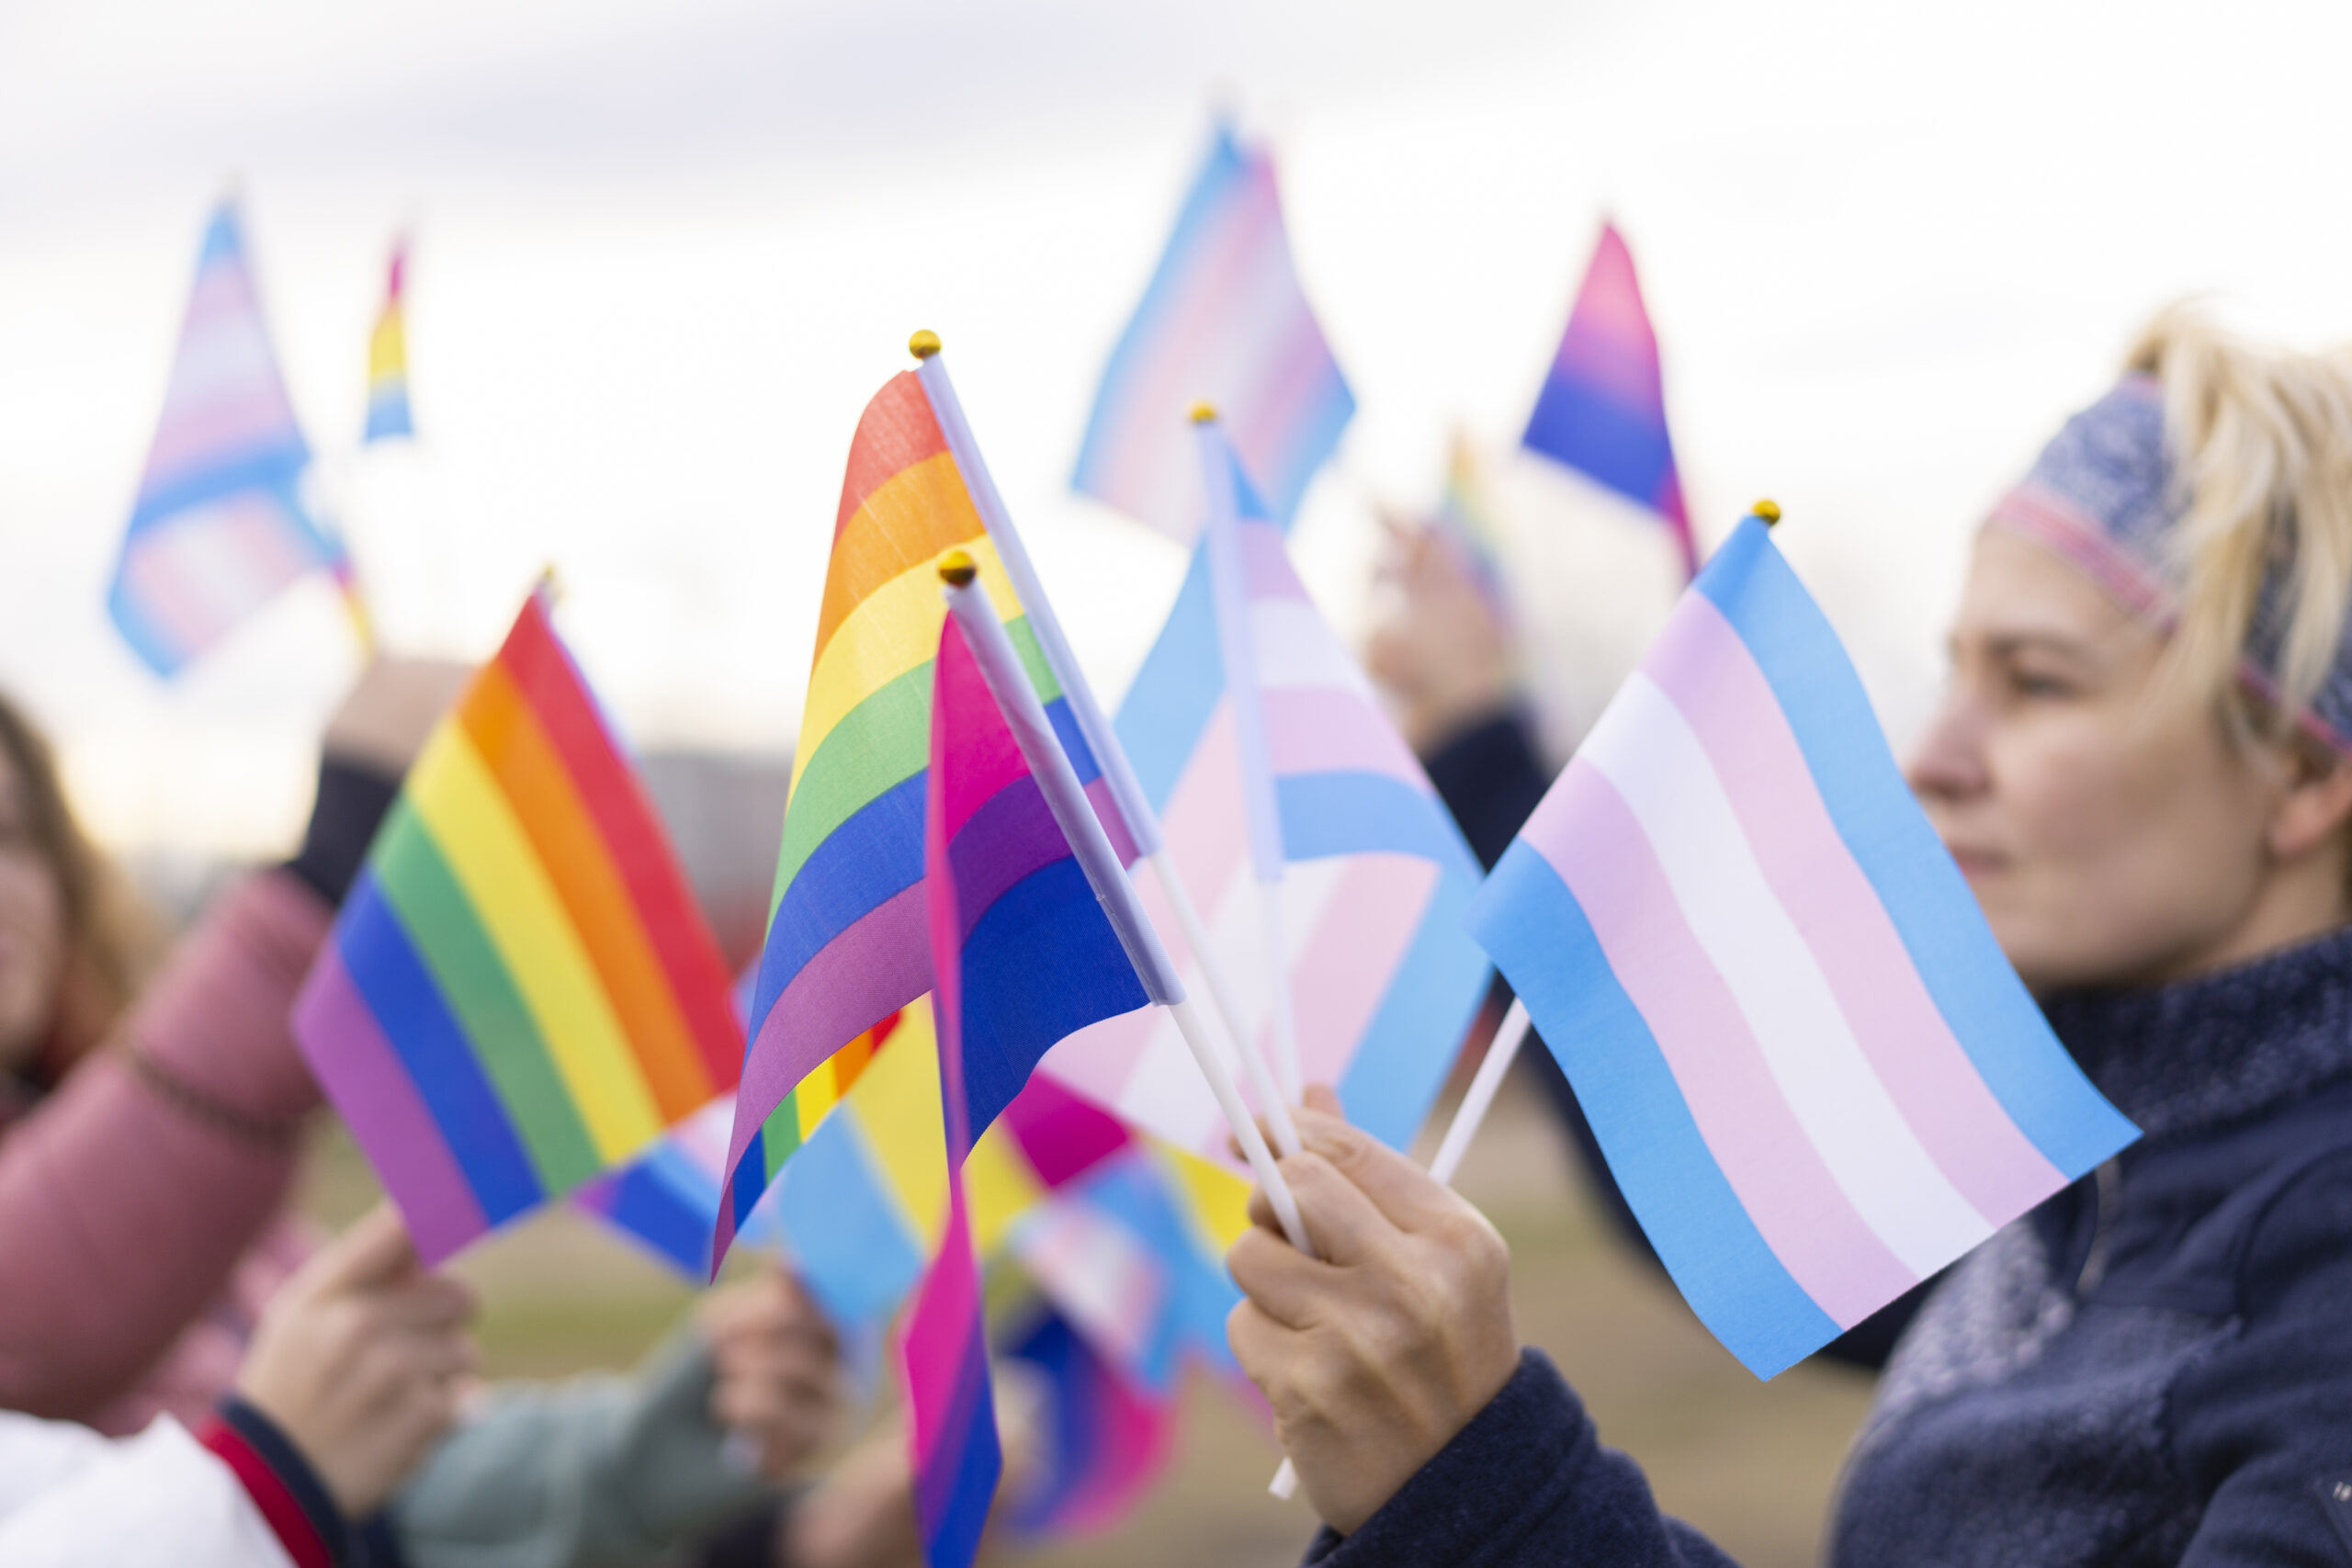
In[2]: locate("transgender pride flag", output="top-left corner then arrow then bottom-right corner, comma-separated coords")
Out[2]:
1468,512 -> 2136,1377
1071,125 -> 1354,543
109,198 -> 340,676
1043,437 -> 1488,1164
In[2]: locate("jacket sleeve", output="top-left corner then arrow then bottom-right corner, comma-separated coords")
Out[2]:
390,1328 -> 774,1568
0,870 -> 330,1421
0,1411 -> 299,1568
2170,1150 -> 2352,1566
1301,1348 -> 1738,1568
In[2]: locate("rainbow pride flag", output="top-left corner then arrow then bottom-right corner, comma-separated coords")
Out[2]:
1521,222 -> 1696,577
1467,513 -> 2137,1377
1041,435 -> 1489,1165
364,239 -> 413,443
905,605 -> 1153,1568
108,199 -> 340,677
718,369 -> 1130,1264
1072,125 -> 1353,543
293,588 -> 743,1261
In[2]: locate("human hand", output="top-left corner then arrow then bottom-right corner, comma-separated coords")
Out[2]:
1364,515 -> 1516,755
699,1265 -> 843,1482
1226,1087 -> 1520,1536
776,1420 -> 925,1568
234,1205 -> 479,1518
322,657 -> 471,778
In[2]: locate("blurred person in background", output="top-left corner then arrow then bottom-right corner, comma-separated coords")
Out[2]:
0,664 -> 931,1568
2,1205 -> 476,1567
1238,307 -> 2352,1564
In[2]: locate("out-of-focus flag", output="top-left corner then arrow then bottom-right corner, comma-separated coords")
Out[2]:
292,587 -> 743,1261
1467,510 -> 2137,1377
718,368 -> 1136,1267
1042,434 -> 1489,1166
1071,125 -> 1353,542
364,238 -> 414,443
903,595 -> 1154,1568
1521,222 -> 1697,577
108,198 -> 340,676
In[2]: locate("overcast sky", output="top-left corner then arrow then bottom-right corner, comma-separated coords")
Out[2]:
6,0 -> 2351,853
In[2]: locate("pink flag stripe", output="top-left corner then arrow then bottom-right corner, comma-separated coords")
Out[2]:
141,389 -> 307,486
297,953 -> 487,1261
1261,689 -> 1429,787
906,1197 -> 986,1458
1539,760 -> 1917,1326
1236,523 -> 1309,601
122,503 -> 315,655
1287,852 -> 1438,1089
1645,595 -> 2065,1221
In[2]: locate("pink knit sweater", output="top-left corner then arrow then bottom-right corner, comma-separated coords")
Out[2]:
0,871 -> 329,1432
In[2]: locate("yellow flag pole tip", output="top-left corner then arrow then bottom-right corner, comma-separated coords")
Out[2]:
1189,401 -> 1219,424
909,330 -> 943,360
937,548 -> 978,587
536,563 -> 564,604
1752,499 -> 1782,525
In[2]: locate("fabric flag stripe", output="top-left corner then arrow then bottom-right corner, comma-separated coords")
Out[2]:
295,592 -> 742,1261
1521,221 -> 1694,576
109,200 -> 336,675
1071,126 -> 1353,541
1466,513 -> 2137,1377
1690,525 -> 2138,1176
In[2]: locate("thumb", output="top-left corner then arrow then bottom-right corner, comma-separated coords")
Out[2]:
299,1203 -> 419,1298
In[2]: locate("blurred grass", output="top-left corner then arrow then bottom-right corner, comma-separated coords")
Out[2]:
299,1074 -> 1871,1567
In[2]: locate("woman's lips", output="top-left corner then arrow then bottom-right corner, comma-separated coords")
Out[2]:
1945,846 -> 2007,879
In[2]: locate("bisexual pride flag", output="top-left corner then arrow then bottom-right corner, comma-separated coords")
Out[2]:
1467,512 -> 2136,1377
1521,222 -> 1696,578
902,602 -> 1153,1568
1043,436 -> 1489,1165
293,588 -> 743,1261
1071,125 -> 1354,543
109,199 -> 341,676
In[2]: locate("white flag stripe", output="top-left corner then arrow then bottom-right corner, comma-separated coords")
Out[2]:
1250,600 -> 1374,694
1580,673 -> 1995,1277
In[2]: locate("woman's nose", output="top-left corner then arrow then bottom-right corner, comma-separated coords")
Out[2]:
1905,690 -> 1991,803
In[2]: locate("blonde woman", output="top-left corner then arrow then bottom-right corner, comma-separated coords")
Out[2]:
1236,309 -> 2352,1565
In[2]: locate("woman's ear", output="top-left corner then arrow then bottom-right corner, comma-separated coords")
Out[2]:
2266,739 -> 2352,863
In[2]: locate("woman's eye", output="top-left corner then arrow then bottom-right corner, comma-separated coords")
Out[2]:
2010,670 -> 2075,699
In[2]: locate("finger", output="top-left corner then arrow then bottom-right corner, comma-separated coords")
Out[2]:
1280,1150 -> 1408,1267
363,1275 -> 478,1331
1227,1226 -> 1334,1330
1224,1298 -> 1306,1397
1290,1104 -> 1479,1236
1302,1083 -> 1343,1119
300,1203 -> 419,1297
769,1268 -> 842,1355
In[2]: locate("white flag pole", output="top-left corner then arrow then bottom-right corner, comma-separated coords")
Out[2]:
910,333 -> 1306,1159
937,558 -> 1317,1260
1194,409 -> 1306,1103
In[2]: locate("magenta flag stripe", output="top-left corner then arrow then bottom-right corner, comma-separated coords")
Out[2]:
141,393 -> 303,482
1539,760 -> 1917,1325
939,712 -> 1027,842
1262,690 -> 1428,788
1645,595 -> 2066,1219
906,1189 -> 985,1462
296,953 -> 487,1260
1289,853 -> 1437,1087
724,882 -> 928,1174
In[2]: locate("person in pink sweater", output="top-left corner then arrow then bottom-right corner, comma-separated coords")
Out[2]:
0,667 -> 933,1568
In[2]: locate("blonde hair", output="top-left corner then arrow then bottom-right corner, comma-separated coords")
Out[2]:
2129,306 -> 2352,745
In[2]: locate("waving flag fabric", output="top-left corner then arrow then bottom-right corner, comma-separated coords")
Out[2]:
1072,125 -> 1353,542
1467,513 -> 2137,1377
293,589 -> 743,1261
108,199 -> 339,676
1000,1304 -> 1178,1540
904,606 -> 1156,1568
1041,445 -> 1489,1166
1521,222 -> 1696,577
364,239 -> 414,443
719,371 -> 1134,1264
